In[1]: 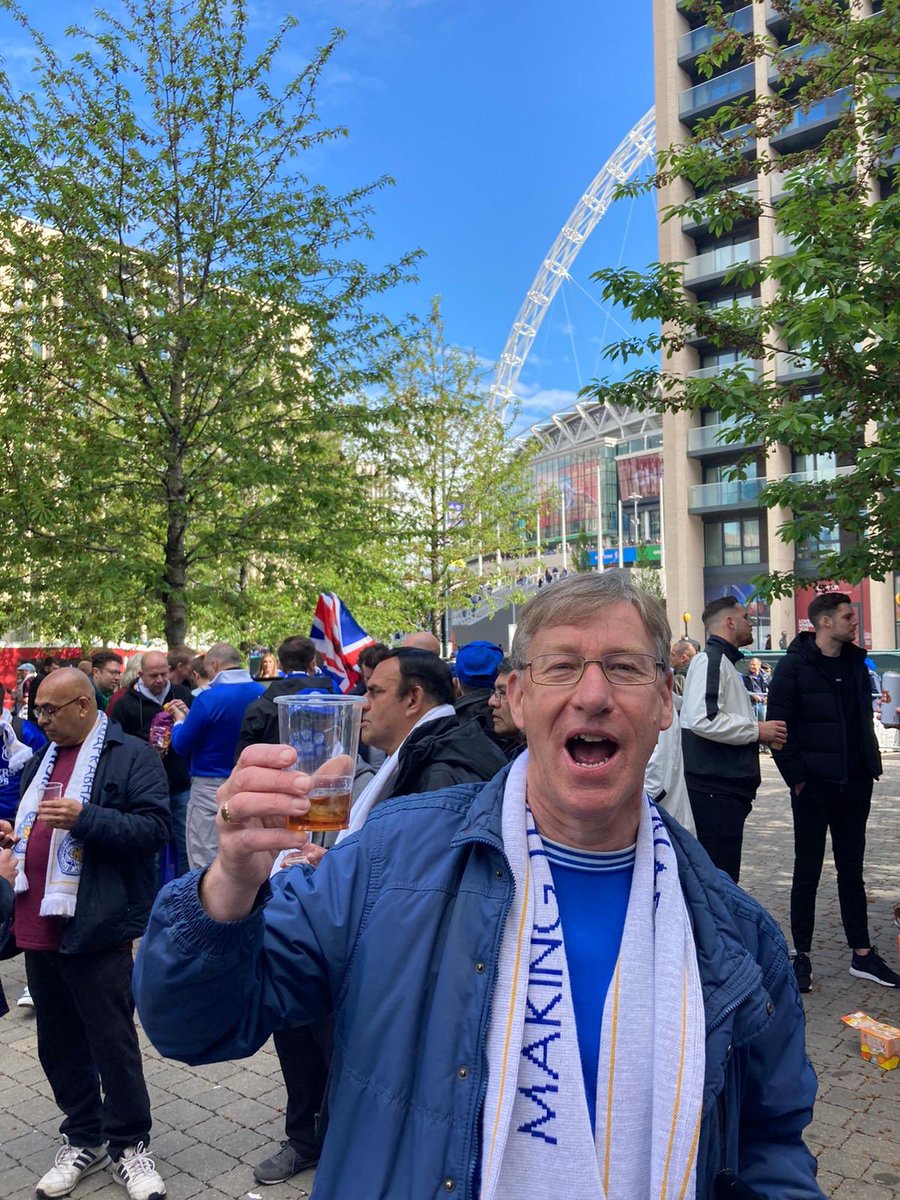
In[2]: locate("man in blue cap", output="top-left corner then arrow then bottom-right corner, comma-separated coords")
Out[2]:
453,640 -> 504,743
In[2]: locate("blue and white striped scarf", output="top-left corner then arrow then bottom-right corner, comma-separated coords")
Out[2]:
480,749 -> 705,1200
12,713 -> 108,918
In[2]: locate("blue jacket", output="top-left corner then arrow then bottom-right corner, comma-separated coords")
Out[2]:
134,769 -> 823,1200
170,678 -> 264,777
0,718 -> 46,821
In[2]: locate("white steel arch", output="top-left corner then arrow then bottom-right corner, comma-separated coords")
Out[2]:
491,106 -> 656,415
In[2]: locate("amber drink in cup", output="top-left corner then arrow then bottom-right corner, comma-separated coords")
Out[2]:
274,693 -> 365,831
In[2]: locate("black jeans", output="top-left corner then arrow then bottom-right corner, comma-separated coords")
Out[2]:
687,787 -> 752,883
273,1019 -> 333,1153
790,776 -> 873,953
25,944 -> 152,1155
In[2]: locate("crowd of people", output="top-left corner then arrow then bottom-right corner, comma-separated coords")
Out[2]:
0,576 -> 896,1200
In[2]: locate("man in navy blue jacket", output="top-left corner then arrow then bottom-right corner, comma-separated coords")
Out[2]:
135,576 -> 823,1200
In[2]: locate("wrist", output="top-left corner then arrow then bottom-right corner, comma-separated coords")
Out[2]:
199,859 -> 264,923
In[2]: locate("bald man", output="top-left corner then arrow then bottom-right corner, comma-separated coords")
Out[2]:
115,650 -> 195,876
402,631 -> 441,655
1,668 -> 169,1198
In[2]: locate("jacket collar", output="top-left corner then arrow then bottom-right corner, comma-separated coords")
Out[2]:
706,634 -> 744,665
455,766 -> 772,1044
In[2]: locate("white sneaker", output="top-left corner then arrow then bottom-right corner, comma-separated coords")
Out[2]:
36,1139 -> 110,1198
17,985 -> 34,1008
112,1144 -> 166,1200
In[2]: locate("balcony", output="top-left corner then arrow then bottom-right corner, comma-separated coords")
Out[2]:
768,41 -> 827,93
679,64 -> 755,127
775,348 -> 819,381
778,464 -> 855,485
765,0 -> 795,38
770,89 -> 852,154
685,295 -> 761,346
678,6 -> 753,70
688,476 -> 766,512
687,420 -> 764,456
687,357 -> 762,381
682,178 -> 759,236
684,238 -> 759,291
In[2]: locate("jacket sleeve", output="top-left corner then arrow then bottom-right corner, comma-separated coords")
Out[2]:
134,838 -> 373,1065
735,924 -> 825,1197
765,658 -> 804,787
73,741 -> 171,852
170,693 -> 209,758
234,699 -> 268,762
681,654 -> 759,745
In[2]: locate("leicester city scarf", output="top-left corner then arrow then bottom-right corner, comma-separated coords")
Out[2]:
480,750 -> 705,1200
12,713 -> 108,918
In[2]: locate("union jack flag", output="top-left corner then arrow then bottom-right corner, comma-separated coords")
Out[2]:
309,593 -> 375,693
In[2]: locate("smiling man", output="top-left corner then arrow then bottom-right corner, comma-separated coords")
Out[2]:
134,574 -> 823,1200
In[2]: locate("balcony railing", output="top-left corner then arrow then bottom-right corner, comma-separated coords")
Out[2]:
689,477 -> 766,509
768,41 -> 827,91
687,421 -> 763,453
779,464 -> 855,485
678,6 -> 753,68
684,238 -> 760,286
770,89 -> 852,153
687,357 -> 762,380
679,64 -> 756,126
775,348 -> 819,380
682,178 -> 759,235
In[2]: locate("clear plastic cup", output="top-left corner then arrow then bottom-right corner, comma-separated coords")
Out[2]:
274,694 -> 365,832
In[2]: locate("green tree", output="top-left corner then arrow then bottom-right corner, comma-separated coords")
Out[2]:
0,0 -> 418,647
371,298 -> 533,639
583,0 -> 900,597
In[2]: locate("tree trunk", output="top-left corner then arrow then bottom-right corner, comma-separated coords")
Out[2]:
163,455 -> 188,648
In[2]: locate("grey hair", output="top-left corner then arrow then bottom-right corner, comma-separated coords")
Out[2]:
205,642 -> 242,669
121,654 -> 143,689
510,571 -> 671,669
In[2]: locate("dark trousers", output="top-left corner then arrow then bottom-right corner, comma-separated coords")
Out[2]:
687,787 -> 752,883
25,945 -> 152,1155
790,777 -> 873,953
273,1019 -> 332,1152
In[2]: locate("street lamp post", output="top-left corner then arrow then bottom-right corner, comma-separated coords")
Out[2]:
682,611 -> 691,639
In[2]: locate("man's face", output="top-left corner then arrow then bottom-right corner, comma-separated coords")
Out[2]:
140,653 -> 170,696
507,602 -> 672,850
749,658 -> 762,674
670,644 -> 692,669
730,606 -> 754,648
488,672 -> 518,739
827,602 -> 858,645
92,659 -> 123,695
361,658 -> 417,755
34,675 -> 93,747
169,660 -> 191,684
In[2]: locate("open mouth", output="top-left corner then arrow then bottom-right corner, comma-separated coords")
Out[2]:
566,734 -> 618,768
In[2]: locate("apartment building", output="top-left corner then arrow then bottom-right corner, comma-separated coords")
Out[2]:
653,0 -> 897,650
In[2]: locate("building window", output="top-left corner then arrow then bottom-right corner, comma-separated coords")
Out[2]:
704,516 -> 761,566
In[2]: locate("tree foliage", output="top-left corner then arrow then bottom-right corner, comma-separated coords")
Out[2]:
0,0 -> 419,647
583,0 -> 900,596
369,298 -> 533,639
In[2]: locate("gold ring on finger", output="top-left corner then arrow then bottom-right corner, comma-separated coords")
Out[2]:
220,802 -> 232,823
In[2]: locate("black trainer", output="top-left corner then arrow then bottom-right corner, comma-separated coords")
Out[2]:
849,946 -> 900,987
253,1141 -> 319,1185
792,952 -> 812,994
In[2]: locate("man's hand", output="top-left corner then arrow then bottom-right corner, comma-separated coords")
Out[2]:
166,699 -> 190,723
0,819 -> 17,851
37,797 -> 83,830
0,846 -> 16,886
758,719 -> 787,749
199,744 -> 313,923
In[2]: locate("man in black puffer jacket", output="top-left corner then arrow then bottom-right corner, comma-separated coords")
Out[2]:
767,591 -> 898,993
235,636 -> 334,761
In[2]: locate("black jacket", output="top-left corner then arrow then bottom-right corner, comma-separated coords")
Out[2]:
18,721 -> 171,954
766,632 -> 881,787
113,682 -> 194,791
389,714 -> 507,801
235,673 -> 336,760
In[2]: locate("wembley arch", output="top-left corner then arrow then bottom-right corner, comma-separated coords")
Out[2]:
490,106 -> 656,417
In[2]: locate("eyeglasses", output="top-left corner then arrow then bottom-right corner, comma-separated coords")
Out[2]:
490,685 -> 508,699
33,697 -> 83,720
526,653 -> 665,687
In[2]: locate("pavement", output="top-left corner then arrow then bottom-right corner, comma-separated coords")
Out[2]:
1,754 -> 899,1199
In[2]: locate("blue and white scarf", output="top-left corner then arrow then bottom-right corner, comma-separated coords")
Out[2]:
480,750 -> 705,1200
12,713 -> 108,918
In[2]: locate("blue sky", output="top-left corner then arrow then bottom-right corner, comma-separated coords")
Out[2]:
1,0 -> 659,431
